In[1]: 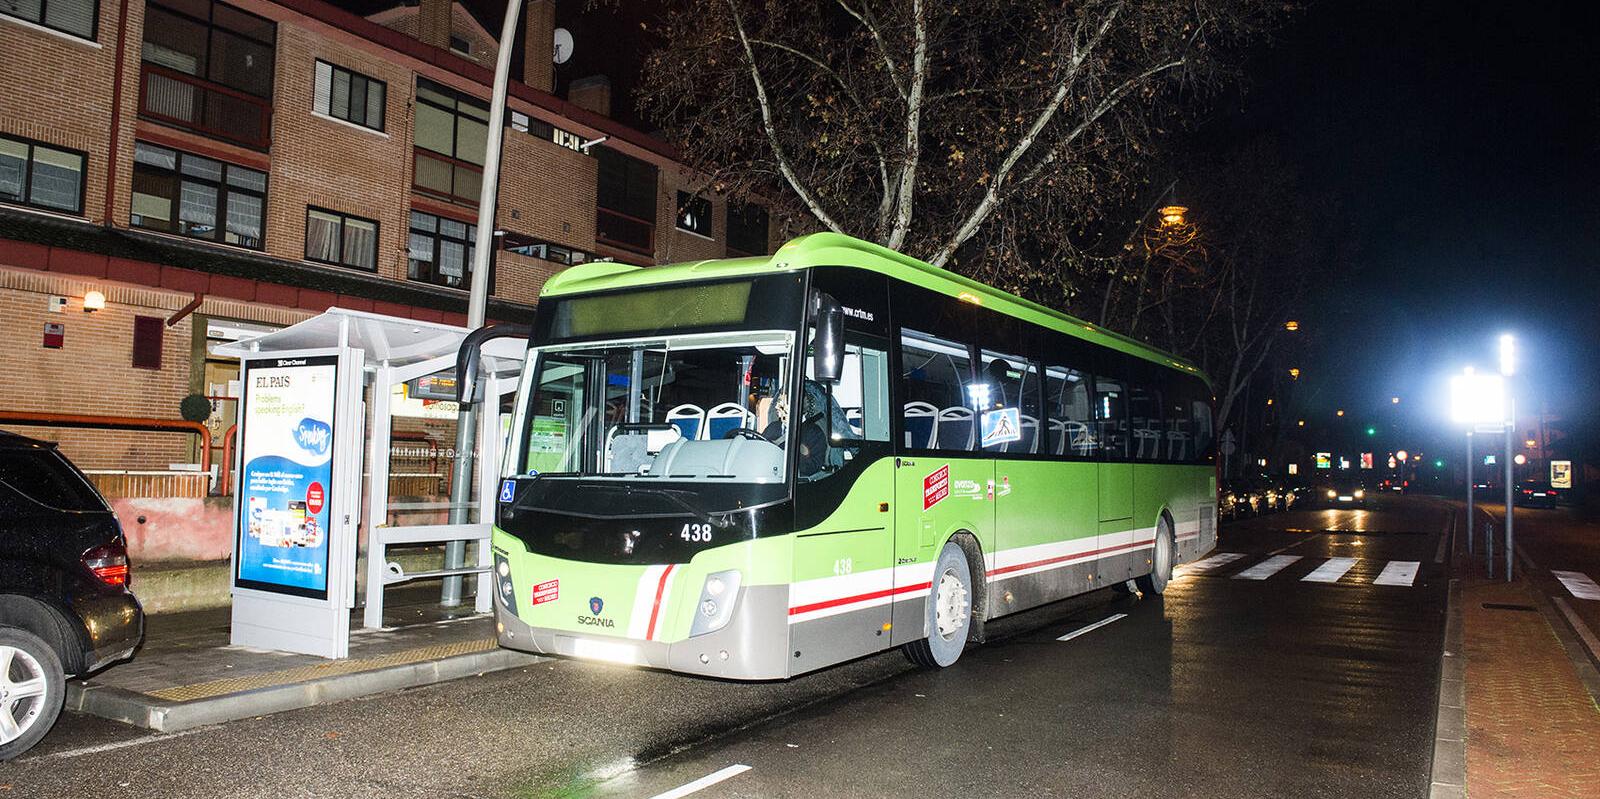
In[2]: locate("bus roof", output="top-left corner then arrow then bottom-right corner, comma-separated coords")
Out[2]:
542,233 -> 1208,384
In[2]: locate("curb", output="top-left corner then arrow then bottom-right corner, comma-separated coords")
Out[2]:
66,647 -> 542,732
1429,576 -> 1467,799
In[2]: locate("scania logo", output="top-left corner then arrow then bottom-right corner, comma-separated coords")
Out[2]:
589,596 -> 604,615
577,615 -> 615,628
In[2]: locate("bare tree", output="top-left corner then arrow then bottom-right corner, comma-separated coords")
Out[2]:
639,0 -> 1284,272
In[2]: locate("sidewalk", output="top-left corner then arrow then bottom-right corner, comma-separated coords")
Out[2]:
1449,503 -> 1600,799
68,586 -> 539,732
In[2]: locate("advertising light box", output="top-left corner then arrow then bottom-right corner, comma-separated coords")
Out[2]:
235,355 -> 338,600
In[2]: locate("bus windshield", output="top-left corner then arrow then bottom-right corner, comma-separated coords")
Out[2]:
512,330 -> 796,484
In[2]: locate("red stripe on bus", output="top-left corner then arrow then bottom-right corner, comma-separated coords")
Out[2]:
788,581 -> 931,616
985,538 -> 1155,579
645,564 -> 675,640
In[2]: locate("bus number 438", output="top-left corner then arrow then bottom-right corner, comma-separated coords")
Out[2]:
680,523 -> 713,543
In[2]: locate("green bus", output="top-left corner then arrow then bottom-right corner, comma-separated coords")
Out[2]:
489,232 -> 1216,677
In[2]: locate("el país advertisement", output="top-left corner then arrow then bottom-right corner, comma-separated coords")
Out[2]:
235,356 -> 338,599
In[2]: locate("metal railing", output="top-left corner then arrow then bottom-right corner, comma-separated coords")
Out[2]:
139,63 -> 273,150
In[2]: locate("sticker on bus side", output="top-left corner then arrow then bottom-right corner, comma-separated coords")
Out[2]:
531,579 -> 559,606
923,465 -> 950,511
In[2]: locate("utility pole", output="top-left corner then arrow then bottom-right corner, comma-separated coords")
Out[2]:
443,0 -> 527,606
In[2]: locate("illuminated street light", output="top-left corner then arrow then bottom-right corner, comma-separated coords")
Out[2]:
1336,409 -> 1345,417
1449,371 -> 1505,425
1499,333 -> 1515,376
1525,439 -> 1537,449
1158,205 -> 1188,227
1284,320 -> 1300,332
1266,398 -> 1274,406
1289,368 -> 1301,380
1391,396 -> 1400,404
1513,454 -> 1527,466
1297,420 -> 1305,427
1396,450 -> 1409,462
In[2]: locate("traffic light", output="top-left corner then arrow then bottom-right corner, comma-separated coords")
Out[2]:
1434,459 -> 1444,468
1365,427 -> 1376,436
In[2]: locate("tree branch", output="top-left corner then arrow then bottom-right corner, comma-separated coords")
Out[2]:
885,0 -> 926,250
729,0 -> 847,234
834,0 -> 907,100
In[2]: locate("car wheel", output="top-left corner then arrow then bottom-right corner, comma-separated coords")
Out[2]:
0,627 -> 65,761
1136,517 -> 1176,595
902,541 -> 975,668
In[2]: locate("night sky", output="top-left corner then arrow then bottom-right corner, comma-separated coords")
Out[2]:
1227,1 -> 1600,452
437,0 -> 1598,453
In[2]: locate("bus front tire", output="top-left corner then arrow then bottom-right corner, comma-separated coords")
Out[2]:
1135,517 -> 1175,596
903,541 -> 974,669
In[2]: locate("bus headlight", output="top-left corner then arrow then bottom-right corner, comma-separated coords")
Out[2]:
493,553 -> 518,615
689,570 -> 741,637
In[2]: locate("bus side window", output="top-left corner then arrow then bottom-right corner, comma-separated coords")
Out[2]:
1045,365 -> 1095,458
1129,384 -> 1163,461
1095,377 -> 1129,460
978,350 -> 1038,453
1190,384 -> 1215,463
900,329 -> 975,452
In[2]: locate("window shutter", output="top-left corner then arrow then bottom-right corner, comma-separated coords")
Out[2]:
313,61 -> 332,117
132,316 -> 164,369
43,0 -> 95,37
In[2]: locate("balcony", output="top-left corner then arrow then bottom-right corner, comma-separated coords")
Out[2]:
140,63 -> 273,151
596,207 -> 655,256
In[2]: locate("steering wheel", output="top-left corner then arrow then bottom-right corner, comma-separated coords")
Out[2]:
722,427 -> 770,442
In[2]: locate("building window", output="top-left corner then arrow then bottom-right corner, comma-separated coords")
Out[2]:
0,134 -> 87,215
676,191 -> 712,238
595,146 -> 657,255
139,0 -> 276,150
448,34 -> 470,56
132,316 -> 164,370
313,60 -> 385,132
500,232 -> 589,266
305,207 -> 378,271
727,201 -> 769,256
413,78 -> 487,205
130,141 -> 267,249
1,0 -> 97,39
408,210 -> 489,290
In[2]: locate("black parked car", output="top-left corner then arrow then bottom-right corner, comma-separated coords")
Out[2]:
0,431 -> 143,759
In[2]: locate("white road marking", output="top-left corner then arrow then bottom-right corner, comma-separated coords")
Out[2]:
648,765 -> 753,799
1232,555 -> 1302,580
1302,557 -> 1360,583
25,727 -> 211,761
1057,613 -> 1128,642
1184,552 -> 1247,573
1374,561 -> 1421,586
1552,570 -> 1600,601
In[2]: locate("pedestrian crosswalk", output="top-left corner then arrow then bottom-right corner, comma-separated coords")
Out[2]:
1552,570 -> 1600,601
1179,553 -> 1422,587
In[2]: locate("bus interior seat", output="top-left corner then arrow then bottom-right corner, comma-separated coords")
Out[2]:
1018,414 -> 1039,454
666,404 -> 705,441
935,407 -> 974,450
705,402 -> 753,440
904,401 -> 937,448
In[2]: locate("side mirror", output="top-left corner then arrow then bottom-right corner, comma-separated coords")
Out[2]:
810,291 -> 845,383
455,323 -> 531,405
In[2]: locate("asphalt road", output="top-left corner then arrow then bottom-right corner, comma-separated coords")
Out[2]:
5,496 -> 1452,799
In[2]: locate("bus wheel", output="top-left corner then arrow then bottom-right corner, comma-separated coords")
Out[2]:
903,541 -> 974,668
1136,517 -> 1175,595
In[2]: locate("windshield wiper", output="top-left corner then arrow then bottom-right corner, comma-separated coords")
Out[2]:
619,485 -> 734,529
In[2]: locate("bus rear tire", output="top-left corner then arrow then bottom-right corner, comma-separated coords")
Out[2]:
1135,517 -> 1175,596
903,541 -> 974,668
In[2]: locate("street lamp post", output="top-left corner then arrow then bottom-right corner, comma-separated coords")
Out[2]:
1464,431 -> 1473,554
442,0 -> 528,606
1500,334 -> 1515,582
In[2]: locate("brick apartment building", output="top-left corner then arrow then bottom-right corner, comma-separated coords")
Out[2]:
0,0 -> 778,477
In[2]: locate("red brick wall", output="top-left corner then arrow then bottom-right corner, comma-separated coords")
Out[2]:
265,22 -> 416,282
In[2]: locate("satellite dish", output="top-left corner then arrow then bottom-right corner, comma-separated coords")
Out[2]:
553,28 -> 574,65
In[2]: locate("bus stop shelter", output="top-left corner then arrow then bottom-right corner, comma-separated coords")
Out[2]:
216,308 -> 525,658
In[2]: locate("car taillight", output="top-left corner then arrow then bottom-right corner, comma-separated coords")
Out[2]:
82,542 -> 130,588
1523,489 -> 1533,495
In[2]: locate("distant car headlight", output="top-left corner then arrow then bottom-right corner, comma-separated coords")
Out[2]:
1326,489 -> 1337,498
1354,489 -> 1365,499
